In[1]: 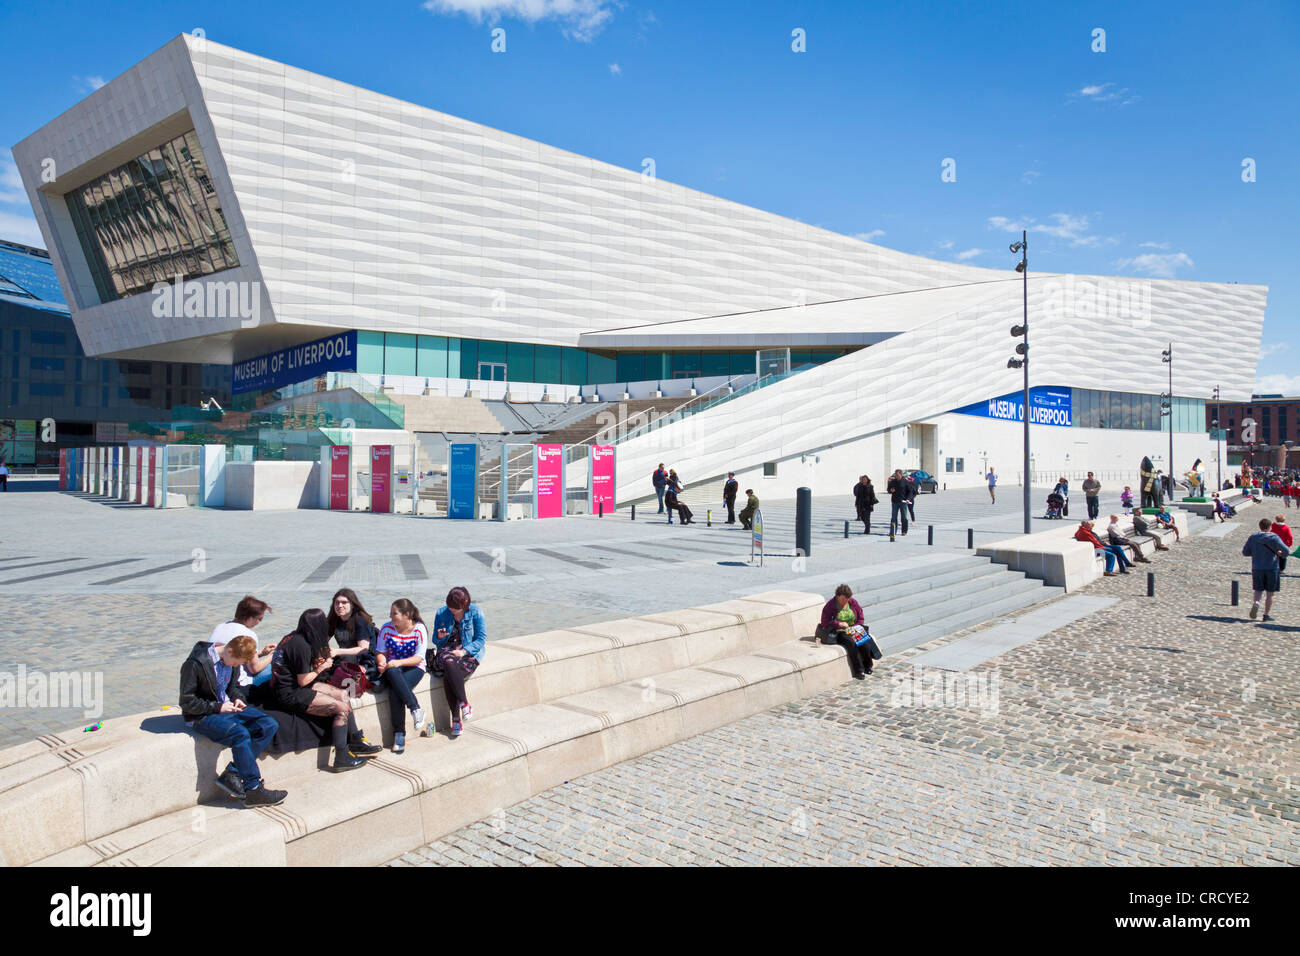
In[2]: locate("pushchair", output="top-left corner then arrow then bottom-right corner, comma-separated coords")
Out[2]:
1045,492 -> 1065,519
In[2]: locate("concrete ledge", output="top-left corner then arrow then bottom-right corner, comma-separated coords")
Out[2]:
978,513 -> 1189,591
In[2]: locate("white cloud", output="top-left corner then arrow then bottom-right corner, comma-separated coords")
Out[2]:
1259,343 -> 1290,360
1020,170 -> 1040,185
608,62 -> 621,75
1139,241 -> 1171,250
955,248 -> 985,261
988,212 -> 1111,247
0,150 -> 43,247
74,75 -> 106,94
1071,82 -> 1140,106
936,239 -> 954,250
1116,252 -> 1194,278
1253,373 -> 1300,397
854,229 -> 885,242
423,0 -> 616,41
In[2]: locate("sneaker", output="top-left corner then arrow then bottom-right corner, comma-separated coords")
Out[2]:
348,736 -> 382,757
412,708 -> 427,735
450,720 -> 463,738
393,732 -> 405,754
331,752 -> 366,772
244,785 -> 288,807
1103,571 -> 1117,577
460,702 -> 473,722
1249,603 -> 1259,620
216,768 -> 246,800
1262,614 -> 1274,622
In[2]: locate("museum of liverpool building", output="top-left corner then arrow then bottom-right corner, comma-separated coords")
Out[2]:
11,34 -> 1266,503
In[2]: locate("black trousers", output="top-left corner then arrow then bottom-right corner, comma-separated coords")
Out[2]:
441,662 -> 473,711
817,625 -> 872,676
725,497 -> 736,522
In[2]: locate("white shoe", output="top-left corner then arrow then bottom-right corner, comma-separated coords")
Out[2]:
412,707 -> 427,734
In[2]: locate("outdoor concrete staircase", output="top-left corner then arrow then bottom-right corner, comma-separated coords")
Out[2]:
0,559 -> 1062,868
391,394 -> 506,434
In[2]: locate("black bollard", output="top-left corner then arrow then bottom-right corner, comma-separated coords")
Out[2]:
1231,579 -> 1239,606
598,501 -> 604,518
967,528 -> 974,550
795,486 -> 812,558
928,525 -> 934,546
1147,572 -> 1154,597
631,504 -> 636,521
844,520 -> 849,539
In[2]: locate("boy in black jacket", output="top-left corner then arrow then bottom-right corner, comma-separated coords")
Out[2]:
180,635 -> 287,805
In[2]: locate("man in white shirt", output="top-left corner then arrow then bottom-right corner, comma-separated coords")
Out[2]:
207,596 -> 275,684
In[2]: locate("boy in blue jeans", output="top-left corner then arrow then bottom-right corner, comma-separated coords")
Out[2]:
180,635 -> 287,806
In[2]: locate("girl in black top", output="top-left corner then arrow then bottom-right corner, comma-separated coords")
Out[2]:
269,608 -> 378,771
328,588 -> 379,683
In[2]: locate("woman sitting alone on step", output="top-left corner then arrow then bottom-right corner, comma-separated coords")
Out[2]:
815,584 -> 881,680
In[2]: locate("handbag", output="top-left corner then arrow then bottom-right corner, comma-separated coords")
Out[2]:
854,628 -> 884,660
327,660 -> 368,697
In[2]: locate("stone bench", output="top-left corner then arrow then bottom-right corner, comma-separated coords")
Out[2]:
978,513 -> 1188,591
1,589 -> 843,867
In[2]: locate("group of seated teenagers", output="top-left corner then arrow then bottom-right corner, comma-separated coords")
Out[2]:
178,587 -> 487,807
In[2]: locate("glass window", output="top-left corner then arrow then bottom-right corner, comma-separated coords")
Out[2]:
763,462 -> 777,477
30,356 -> 65,372
506,342 -> 534,382
64,129 -> 239,302
670,351 -> 702,379
945,457 -> 954,473
1109,392 -> 1123,430
458,338 -> 478,379
561,347 -> 586,386
477,340 -> 507,367
29,383 -> 65,397
700,351 -> 730,378
616,351 -> 645,384
586,351 -> 615,385
384,333 -> 417,376
417,336 -> 449,378
956,458 -> 964,473
355,331 -> 385,374
730,351 -> 755,376
535,345 -> 562,384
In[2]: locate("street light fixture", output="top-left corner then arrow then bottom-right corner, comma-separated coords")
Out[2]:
1009,232 -> 1030,533
1211,384 -> 1222,493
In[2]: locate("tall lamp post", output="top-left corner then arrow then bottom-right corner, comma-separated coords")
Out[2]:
1211,384 -> 1222,493
1161,344 -> 1174,501
1007,231 -> 1030,534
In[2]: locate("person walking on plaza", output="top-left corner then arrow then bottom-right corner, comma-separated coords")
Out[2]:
887,469 -> 909,536
1271,514 -> 1293,572
738,488 -> 759,530
376,598 -> 429,754
1107,514 -> 1151,564
1243,518 -> 1289,621
853,475 -> 878,534
815,584 -> 880,679
430,586 -> 486,738
0,461 -> 8,491
652,464 -> 668,513
1074,520 -> 1131,576
722,472 -> 739,524
986,467 -> 997,503
904,472 -> 918,523
1083,472 -> 1102,521
181,634 -> 287,805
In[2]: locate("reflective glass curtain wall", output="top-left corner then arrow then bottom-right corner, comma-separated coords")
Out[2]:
64,130 -> 240,302
1070,387 -> 1206,433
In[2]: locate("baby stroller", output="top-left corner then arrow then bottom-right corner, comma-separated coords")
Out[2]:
1045,492 -> 1065,519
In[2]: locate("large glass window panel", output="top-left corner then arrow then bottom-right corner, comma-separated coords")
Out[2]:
417,336 -> 448,378
355,331 -> 385,374
384,333 -> 417,376
458,339 -> 478,379
587,352 -> 615,384
535,344 -> 562,384
670,351 -> 702,379
64,129 -> 239,301
730,351 -> 755,376
701,351 -> 730,378
506,342 -> 534,382
616,351 -> 644,384
477,339 -> 507,367
561,347 -> 587,386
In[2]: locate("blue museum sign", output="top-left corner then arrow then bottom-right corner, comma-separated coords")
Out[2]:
232,331 -> 357,395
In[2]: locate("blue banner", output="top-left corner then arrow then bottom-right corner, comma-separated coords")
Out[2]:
448,443 -> 478,519
952,387 -> 1072,427
232,331 -> 357,395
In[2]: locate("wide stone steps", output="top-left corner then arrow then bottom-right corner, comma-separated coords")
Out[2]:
2,557 -> 1065,867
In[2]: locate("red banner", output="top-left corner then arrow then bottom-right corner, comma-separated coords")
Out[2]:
590,444 -> 616,515
330,445 -> 350,510
59,449 -> 67,490
146,448 -> 156,507
135,447 -> 143,504
534,443 -> 564,518
371,445 -> 392,514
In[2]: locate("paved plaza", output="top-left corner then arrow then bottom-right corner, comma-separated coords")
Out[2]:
2,477 -> 1091,746
389,520 -> 1300,866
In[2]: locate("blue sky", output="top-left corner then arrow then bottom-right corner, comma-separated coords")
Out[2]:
1,0 -> 1296,388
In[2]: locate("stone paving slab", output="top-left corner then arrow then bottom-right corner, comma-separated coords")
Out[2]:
909,596 -> 1117,672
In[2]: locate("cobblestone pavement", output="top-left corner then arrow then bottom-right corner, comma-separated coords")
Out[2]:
0,480 -> 1097,747
390,520 -> 1300,866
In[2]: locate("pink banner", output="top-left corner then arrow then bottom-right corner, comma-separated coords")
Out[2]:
135,448 -> 143,504
59,449 -> 67,490
371,445 -> 392,514
146,448 -> 156,507
330,446 -> 350,510
534,443 -> 564,519
590,444 -> 616,515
